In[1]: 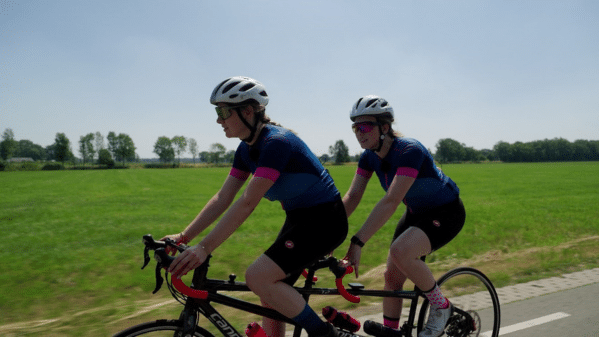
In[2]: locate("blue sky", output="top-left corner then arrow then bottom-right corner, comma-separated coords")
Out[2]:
1,0 -> 598,159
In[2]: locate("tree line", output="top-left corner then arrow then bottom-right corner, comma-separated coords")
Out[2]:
435,138 -> 599,163
1,128 -> 598,168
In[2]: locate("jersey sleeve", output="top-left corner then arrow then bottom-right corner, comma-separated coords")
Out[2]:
231,144 -> 251,180
254,135 -> 292,182
357,151 -> 374,178
395,144 -> 425,178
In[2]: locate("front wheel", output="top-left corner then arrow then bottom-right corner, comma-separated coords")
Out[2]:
417,267 -> 501,337
112,319 -> 215,337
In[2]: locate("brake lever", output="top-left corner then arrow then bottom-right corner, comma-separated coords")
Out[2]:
153,262 -> 164,294
142,247 -> 151,270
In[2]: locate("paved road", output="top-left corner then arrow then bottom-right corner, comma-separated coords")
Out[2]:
325,268 -> 599,337
497,284 -> 598,337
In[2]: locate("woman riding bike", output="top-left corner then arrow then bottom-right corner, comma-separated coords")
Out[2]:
162,77 -> 347,337
341,96 -> 466,337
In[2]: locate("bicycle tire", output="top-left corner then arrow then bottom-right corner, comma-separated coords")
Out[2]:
112,319 -> 215,337
417,267 -> 501,337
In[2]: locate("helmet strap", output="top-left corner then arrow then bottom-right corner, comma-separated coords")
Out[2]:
236,108 -> 259,143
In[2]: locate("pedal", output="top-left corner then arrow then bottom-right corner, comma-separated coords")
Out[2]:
363,320 -> 401,337
322,306 -> 361,332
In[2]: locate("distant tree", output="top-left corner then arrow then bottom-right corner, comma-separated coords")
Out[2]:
493,141 -> 511,162
224,150 -> 235,163
172,136 -> 187,163
435,138 -> 466,163
112,133 -> 136,165
154,136 -> 175,163
98,148 -> 114,167
53,133 -> 73,165
0,128 -> 17,160
199,151 -> 210,163
79,133 -> 95,165
94,132 -> 104,160
480,149 -> 496,161
15,140 -> 45,160
209,143 -> 226,164
107,131 -> 118,159
188,138 -> 198,164
329,140 -> 350,164
319,154 -> 331,164
464,146 -> 485,162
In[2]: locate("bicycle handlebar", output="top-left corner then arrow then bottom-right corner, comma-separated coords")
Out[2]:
142,234 -> 360,303
335,266 -> 360,303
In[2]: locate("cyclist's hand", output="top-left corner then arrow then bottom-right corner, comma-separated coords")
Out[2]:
344,244 -> 362,278
168,243 -> 207,279
160,233 -> 190,256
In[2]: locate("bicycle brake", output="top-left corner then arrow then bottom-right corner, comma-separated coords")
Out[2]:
153,262 -> 164,294
142,247 -> 151,270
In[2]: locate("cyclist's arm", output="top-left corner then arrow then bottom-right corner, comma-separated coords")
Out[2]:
198,175 -> 275,254
169,175 -> 274,277
353,175 -> 415,244
342,173 -> 370,217
180,174 -> 247,240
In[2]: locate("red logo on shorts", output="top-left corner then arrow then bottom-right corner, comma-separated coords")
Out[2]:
433,220 -> 441,227
285,240 -> 294,249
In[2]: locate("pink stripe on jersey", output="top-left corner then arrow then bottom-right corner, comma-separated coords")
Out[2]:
229,167 -> 250,180
255,167 -> 281,182
357,167 -> 373,179
396,167 -> 418,178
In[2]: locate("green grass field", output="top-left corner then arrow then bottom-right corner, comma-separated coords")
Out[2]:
1,162 -> 597,336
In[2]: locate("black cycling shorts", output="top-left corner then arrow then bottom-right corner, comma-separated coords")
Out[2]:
265,196 -> 348,285
392,197 -> 465,252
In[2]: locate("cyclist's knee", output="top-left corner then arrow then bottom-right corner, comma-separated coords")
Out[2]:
384,266 -> 407,289
245,263 -> 265,291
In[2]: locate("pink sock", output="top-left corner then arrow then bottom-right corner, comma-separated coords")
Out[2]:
424,285 -> 449,309
383,316 -> 399,329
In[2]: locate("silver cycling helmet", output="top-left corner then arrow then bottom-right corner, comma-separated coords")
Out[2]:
210,76 -> 269,106
349,95 -> 394,121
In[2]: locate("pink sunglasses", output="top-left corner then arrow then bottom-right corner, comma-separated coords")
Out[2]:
352,121 -> 380,134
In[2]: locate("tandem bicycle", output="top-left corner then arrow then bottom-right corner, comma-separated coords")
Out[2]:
112,235 -> 500,337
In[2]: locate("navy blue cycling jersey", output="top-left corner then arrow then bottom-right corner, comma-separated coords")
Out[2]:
231,125 -> 340,210
357,137 -> 459,214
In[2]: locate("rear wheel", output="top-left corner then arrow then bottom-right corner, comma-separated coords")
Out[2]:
417,267 -> 501,337
112,319 -> 215,337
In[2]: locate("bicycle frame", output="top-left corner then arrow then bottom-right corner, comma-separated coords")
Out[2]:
130,235 -> 496,337
176,254 -> 425,337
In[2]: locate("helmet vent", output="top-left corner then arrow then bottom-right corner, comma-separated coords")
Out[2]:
366,98 -> 378,107
355,98 -> 363,110
381,101 -> 388,107
229,94 -> 239,99
240,83 -> 256,92
223,81 -> 241,94
259,90 -> 267,97
214,79 -> 229,93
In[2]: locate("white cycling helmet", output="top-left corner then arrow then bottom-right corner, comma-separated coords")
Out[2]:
210,76 -> 269,106
349,95 -> 394,121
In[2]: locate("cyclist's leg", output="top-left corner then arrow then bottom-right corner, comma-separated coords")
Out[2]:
261,301 -> 287,337
382,253 -> 407,328
389,227 -> 436,293
247,255 -> 334,337
246,255 -> 305,317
